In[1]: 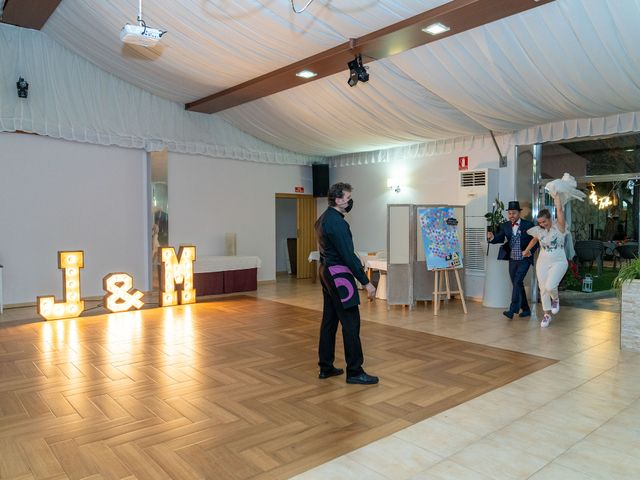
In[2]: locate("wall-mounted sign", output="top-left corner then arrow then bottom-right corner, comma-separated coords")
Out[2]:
458,156 -> 469,171
295,186 -> 304,193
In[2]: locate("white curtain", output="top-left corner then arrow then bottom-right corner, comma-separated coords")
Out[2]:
43,0 -> 445,104
220,0 -> 640,156
512,111 -> 640,146
328,108 -> 640,167
328,134 -> 497,167
5,0 -> 640,163
0,23 -> 321,166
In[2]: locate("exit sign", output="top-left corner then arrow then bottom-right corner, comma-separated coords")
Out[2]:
294,186 -> 304,193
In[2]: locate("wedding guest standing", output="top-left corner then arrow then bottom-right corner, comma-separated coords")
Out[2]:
315,182 -> 378,385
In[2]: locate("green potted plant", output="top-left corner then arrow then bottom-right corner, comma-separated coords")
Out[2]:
484,198 -> 506,256
484,198 -> 506,233
613,254 -> 640,352
612,256 -> 640,290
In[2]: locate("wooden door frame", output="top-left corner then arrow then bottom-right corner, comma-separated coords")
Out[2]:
275,194 -> 317,279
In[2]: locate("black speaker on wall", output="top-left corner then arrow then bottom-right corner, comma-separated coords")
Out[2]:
312,164 -> 329,197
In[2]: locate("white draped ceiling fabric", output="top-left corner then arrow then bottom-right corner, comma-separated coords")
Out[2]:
42,0 -> 443,103
218,0 -> 640,157
2,0 -> 640,161
0,23 -> 320,165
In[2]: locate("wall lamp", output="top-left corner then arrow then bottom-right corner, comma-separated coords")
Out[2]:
387,178 -> 401,193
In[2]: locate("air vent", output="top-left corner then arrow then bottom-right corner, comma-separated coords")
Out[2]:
460,170 -> 487,187
464,227 -> 486,271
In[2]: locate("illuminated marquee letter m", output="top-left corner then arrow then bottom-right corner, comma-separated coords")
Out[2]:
160,246 -> 196,307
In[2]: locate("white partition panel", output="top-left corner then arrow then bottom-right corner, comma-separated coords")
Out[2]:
387,205 -> 414,307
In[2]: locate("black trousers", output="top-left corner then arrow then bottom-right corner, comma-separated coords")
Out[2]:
508,259 -> 531,314
318,266 -> 364,377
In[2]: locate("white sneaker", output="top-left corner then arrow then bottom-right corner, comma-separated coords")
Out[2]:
541,314 -> 552,328
551,298 -> 560,315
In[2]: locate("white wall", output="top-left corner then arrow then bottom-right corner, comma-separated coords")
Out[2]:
0,133 -> 148,304
275,198 -> 296,272
329,142 -> 509,251
167,152 -> 312,281
328,141 -> 512,299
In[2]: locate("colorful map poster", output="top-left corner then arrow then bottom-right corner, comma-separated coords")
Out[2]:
418,207 -> 463,270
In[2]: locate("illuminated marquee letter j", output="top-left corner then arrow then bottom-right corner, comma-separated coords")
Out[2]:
37,251 -> 85,320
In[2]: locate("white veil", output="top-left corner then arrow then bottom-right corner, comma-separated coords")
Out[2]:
545,173 -> 586,206
545,173 -> 584,260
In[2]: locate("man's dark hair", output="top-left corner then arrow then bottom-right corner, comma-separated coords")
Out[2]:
328,182 -> 352,206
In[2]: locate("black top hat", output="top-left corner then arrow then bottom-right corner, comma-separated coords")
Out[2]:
507,201 -> 522,211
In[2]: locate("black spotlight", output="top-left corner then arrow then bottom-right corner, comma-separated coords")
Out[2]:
16,77 -> 29,98
347,54 -> 369,87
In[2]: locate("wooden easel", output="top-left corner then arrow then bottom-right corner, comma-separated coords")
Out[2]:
432,268 -> 467,315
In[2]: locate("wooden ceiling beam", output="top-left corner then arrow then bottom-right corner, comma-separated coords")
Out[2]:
187,0 -> 555,114
1,0 -> 62,30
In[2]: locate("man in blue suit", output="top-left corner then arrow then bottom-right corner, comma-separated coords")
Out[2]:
487,201 -> 538,319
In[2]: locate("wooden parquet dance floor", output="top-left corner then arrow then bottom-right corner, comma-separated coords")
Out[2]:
0,297 -> 555,479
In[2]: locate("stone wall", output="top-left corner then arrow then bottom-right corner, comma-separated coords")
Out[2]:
621,280 -> 640,351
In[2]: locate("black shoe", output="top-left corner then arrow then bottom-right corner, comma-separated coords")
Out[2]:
502,310 -> 514,320
346,372 -> 379,385
318,367 -> 344,379
519,310 -> 531,318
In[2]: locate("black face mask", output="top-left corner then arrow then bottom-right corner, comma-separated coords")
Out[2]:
344,198 -> 354,213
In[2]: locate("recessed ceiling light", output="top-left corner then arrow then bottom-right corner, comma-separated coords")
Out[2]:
296,70 -> 317,79
422,22 -> 450,36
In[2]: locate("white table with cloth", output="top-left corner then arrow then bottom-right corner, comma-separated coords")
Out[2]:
308,251 -> 320,283
365,258 -> 388,300
194,255 -> 261,296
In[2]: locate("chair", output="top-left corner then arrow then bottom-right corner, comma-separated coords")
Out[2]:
574,240 -> 604,276
602,241 -> 618,268
616,242 -> 639,267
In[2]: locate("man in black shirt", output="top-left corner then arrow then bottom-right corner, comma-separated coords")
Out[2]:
315,182 -> 378,385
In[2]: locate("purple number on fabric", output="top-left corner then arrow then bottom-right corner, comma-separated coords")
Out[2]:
333,278 -> 355,303
328,265 -> 355,303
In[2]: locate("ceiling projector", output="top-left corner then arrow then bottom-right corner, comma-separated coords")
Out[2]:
120,24 -> 165,47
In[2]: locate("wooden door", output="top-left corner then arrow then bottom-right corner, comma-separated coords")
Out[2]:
296,196 -> 317,279
275,194 -> 317,279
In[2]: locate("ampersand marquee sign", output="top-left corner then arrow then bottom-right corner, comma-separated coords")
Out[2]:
103,273 -> 144,312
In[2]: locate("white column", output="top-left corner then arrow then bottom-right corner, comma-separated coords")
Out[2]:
482,243 -> 511,308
